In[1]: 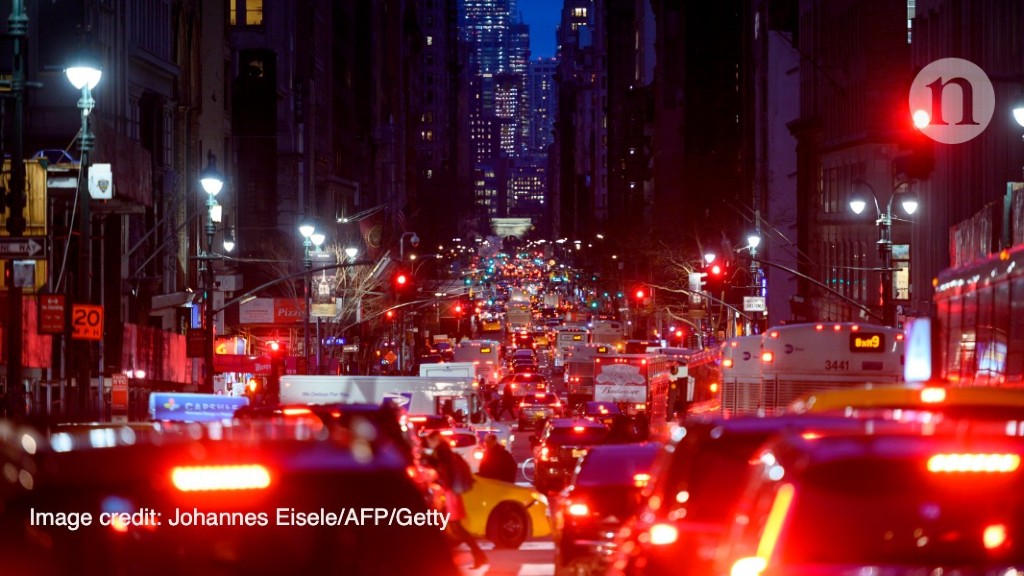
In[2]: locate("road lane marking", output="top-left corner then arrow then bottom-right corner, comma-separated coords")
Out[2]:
517,564 -> 555,576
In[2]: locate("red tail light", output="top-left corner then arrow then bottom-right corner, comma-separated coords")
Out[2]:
171,465 -> 271,492
649,522 -> 679,545
540,446 -> 550,460
761,351 -> 774,363
567,502 -> 590,516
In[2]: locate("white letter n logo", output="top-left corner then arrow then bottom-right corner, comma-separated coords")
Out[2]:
926,76 -> 979,126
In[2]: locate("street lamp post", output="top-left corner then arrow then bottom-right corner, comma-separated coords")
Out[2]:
850,181 -> 918,327
299,220 -> 316,374
67,52 -> 102,415
199,152 -> 224,394
399,231 -> 420,261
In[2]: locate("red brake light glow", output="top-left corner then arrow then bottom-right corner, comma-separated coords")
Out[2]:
723,358 -> 734,368
633,473 -> 651,487
984,524 -> 1008,550
573,425 -> 586,432
649,523 -> 679,545
567,502 -> 589,516
282,407 -> 312,416
920,387 -> 947,404
761,351 -> 774,363
927,453 -> 1021,473
171,465 -> 271,492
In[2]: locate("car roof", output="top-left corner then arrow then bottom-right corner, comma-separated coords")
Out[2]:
790,384 -> 1024,414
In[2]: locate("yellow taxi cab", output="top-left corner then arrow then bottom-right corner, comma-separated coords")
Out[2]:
461,474 -> 551,549
788,384 -> 1024,420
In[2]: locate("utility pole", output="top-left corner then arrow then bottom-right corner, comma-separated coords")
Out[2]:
4,1 -> 29,418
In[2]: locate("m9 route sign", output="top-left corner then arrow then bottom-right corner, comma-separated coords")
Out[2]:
71,304 -> 103,341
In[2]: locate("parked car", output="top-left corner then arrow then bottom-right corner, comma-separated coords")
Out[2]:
554,443 -> 662,572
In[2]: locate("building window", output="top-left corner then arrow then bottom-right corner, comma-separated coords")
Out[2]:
230,0 -> 263,26
892,243 -> 910,300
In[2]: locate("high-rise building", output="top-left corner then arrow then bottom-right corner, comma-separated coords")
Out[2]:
527,57 -> 557,154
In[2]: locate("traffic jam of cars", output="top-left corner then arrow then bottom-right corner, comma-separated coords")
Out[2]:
5,250 -> 1024,576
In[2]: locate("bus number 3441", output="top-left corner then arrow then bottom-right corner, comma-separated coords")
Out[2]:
825,360 -> 850,371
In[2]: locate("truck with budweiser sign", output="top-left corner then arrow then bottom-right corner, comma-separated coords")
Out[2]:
593,353 -> 672,436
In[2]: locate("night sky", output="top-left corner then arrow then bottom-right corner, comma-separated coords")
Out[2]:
517,0 -> 561,59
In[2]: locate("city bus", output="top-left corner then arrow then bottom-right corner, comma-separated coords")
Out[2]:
932,244 -> 1024,386
553,327 -> 590,373
684,336 -> 763,416
563,343 -> 617,407
759,322 -> 905,413
589,319 -> 626,351
453,339 -> 502,386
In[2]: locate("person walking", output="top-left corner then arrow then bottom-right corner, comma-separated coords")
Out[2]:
496,382 -> 516,421
477,434 -> 517,483
423,431 -> 489,569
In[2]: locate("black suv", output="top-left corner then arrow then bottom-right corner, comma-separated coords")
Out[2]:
531,418 -> 609,493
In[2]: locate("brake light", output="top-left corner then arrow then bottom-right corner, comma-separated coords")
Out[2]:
920,387 -> 947,404
927,453 -> 1021,473
633,473 -> 651,488
649,523 -> 679,545
474,450 -> 484,460
730,557 -> 767,576
723,358 -> 734,368
440,430 -> 454,436
567,502 -> 589,516
549,402 -> 561,407
573,425 -> 586,432
635,403 -> 645,410
984,524 -> 1008,549
171,465 -> 271,492
519,402 -> 526,408
752,482 -> 795,563
540,446 -> 550,460
761,351 -> 774,363
282,407 -> 312,416
535,393 -> 545,398
409,416 -> 428,422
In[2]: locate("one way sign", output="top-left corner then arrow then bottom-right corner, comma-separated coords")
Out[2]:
0,237 -> 47,259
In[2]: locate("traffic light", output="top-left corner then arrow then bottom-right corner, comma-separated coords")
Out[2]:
393,268 -> 414,301
385,309 -> 396,321
705,262 -> 728,294
267,340 -> 286,404
453,302 -> 463,315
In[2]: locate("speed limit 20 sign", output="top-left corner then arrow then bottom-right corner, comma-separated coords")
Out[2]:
71,304 -> 103,341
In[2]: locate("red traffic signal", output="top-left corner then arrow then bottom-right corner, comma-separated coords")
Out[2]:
634,288 -> 646,300
385,310 -> 396,320
395,273 -> 409,287
268,340 -> 282,354
709,264 -> 723,276
454,302 -> 463,314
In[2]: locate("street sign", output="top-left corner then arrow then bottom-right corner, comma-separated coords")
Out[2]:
743,296 -> 766,312
38,294 -> 65,334
70,304 -> 103,340
0,237 -> 47,259
111,373 -> 129,413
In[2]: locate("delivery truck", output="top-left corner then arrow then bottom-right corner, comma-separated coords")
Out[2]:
278,375 -> 488,423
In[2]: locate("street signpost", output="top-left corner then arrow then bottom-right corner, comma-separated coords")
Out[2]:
0,236 -> 46,259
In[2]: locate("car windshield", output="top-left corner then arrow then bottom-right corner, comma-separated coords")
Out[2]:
546,425 -> 608,445
575,444 -> 660,487
780,457 -> 1024,565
